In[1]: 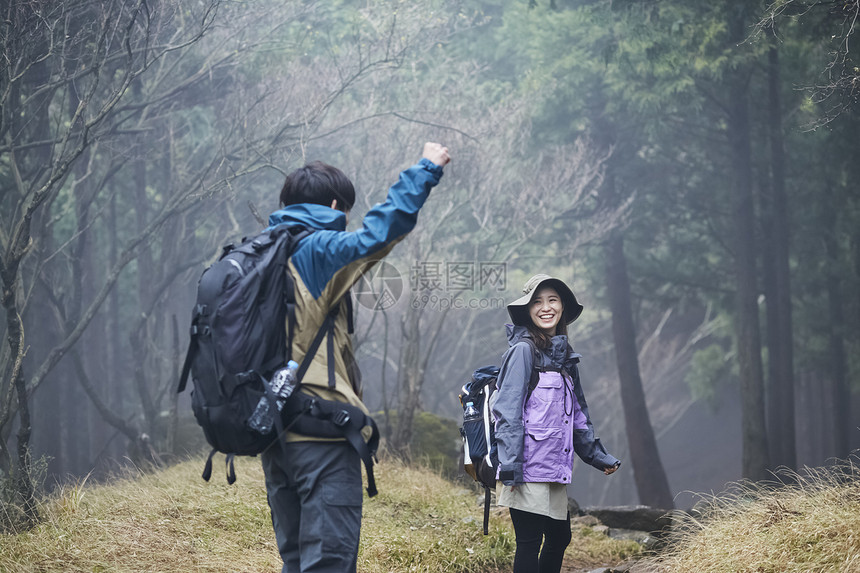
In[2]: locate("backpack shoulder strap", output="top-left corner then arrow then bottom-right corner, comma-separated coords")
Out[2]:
294,306 -> 338,384
287,298 -> 343,391
522,338 -> 542,401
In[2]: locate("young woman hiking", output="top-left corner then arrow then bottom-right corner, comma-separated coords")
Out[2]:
491,274 -> 621,573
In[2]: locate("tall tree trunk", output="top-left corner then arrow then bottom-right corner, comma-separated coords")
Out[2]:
392,303 -> 422,458
794,371 -> 811,466
763,40 -> 796,470
132,140 -> 157,431
11,333 -> 36,522
108,193 -> 121,436
822,210 -> 850,458
70,140 -> 95,473
29,221 -> 63,477
1,54 -> 54,524
727,8 -> 770,481
852,225 -> 860,452
605,232 -> 675,509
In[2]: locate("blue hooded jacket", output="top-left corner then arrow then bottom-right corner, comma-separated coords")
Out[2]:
266,158 -> 443,441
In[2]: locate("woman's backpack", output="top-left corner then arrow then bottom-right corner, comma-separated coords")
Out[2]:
459,340 -> 540,535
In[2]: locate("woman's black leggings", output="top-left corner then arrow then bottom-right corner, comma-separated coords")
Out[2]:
509,508 -> 572,573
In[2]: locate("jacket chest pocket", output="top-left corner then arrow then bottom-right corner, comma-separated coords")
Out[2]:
529,371 -> 564,404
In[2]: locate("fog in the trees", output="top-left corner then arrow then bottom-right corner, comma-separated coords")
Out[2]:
2,0 -> 859,519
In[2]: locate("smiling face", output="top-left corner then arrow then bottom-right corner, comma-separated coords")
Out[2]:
528,285 -> 564,335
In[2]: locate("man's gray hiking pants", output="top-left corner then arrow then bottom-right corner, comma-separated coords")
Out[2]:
262,440 -> 362,573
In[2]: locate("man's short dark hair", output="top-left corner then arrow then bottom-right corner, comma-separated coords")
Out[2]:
279,161 -> 355,212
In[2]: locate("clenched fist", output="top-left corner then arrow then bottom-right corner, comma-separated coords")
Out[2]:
422,142 -> 451,167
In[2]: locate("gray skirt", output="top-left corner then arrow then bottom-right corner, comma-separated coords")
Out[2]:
496,481 -> 569,520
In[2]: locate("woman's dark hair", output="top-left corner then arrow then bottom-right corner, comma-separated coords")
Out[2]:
279,161 -> 355,211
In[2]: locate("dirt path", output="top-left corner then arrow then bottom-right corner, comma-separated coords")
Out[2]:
561,558 -> 652,573
561,559 -> 619,573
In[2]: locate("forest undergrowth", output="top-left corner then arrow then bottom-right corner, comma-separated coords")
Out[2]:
5,452 -> 858,572
643,456 -> 860,573
0,454 -> 638,572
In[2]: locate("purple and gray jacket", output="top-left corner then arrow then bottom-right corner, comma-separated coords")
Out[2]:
490,325 -> 619,486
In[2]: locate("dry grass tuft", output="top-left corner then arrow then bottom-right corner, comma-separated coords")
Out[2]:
0,457 -> 279,572
644,457 -> 860,573
0,455 -> 638,572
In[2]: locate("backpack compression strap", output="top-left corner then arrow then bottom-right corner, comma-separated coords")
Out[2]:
177,312 -> 200,394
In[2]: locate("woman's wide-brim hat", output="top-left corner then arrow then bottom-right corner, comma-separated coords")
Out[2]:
507,274 -> 583,327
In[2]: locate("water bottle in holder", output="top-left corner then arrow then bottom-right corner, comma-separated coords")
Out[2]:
247,360 -> 299,434
462,400 -> 487,458
463,401 -> 481,422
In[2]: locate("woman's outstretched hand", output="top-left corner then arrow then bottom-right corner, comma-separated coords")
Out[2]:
604,461 -> 621,476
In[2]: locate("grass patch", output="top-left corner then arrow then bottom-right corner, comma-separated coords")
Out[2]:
0,457 -> 277,572
0,455 -> 639,572
644,459 -> 860,573
566,524 -> 643,568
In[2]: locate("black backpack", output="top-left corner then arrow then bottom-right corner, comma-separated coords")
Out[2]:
178,224 -> 379,495
459,340 -> 539,535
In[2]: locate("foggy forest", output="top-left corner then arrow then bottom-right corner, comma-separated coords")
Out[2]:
2,0 -> 859,530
